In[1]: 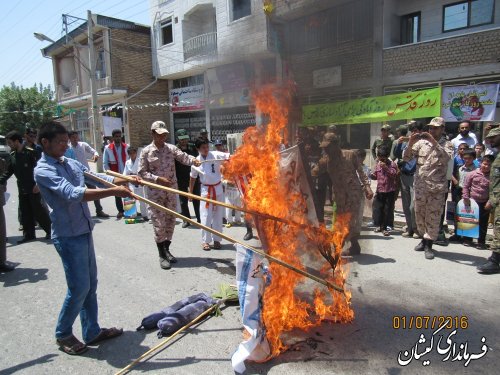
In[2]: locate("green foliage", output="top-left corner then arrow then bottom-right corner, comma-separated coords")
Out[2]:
0,83 -> 55,134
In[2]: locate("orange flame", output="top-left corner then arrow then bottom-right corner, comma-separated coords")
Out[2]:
224,85 -> 353,359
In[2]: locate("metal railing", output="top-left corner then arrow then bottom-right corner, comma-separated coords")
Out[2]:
183,32 -> 217,61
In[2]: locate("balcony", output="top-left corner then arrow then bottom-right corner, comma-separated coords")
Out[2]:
183,32 -> 217,61
57,79 -> 79,101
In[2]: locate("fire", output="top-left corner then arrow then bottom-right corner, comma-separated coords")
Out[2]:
224,85 -> 353,359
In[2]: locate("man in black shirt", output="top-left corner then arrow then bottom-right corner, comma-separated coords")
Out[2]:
175,129 -> 200,227
0,131 -> 51,243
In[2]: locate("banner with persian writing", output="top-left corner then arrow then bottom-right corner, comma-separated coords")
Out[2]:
441,84 -> 499,122
302,88 -> 441,126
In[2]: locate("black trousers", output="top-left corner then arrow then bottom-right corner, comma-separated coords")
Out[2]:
178,179 -> 201,222
115,196 -> 124,213
316,173 -> 331,222
86,184 -> 103,212
19,192 -> 51,238
477,201 -> 490,244
372,191 -> 396,230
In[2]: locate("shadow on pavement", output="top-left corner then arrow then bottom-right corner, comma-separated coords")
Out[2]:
174,257 -> 236,276
434,250 -> 487,267
350,254 -> 396,265
0,267 -> 48,287
0,354 -> 58,375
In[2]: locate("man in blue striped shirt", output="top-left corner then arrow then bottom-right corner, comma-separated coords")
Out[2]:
34,121 -> 139,356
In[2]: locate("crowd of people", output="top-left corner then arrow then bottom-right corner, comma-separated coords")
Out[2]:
1,117 -> 500,356
301,118 -> 500,273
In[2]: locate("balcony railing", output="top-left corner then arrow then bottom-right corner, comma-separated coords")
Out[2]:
183,32 -> 217,61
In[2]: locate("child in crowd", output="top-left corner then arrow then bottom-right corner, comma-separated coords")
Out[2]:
370,146 -> 398,236
462,155 -> 493,249
123,147 -> 149,221
450,149 -> 477,242
454,142 -> 469,169
474,143 -> 485,167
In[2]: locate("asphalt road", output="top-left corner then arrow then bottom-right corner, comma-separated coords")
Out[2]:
0,175 -> 499,375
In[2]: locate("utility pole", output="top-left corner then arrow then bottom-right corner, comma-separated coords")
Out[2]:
87,10 -> 101,169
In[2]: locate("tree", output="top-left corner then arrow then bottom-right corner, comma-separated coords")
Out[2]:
0,83 -> 55,134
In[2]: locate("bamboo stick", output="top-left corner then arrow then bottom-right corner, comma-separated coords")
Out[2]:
115,303 -> 219,375
105,170 -> 289,224
86,172 -> 344,294
200,158 -> 228,163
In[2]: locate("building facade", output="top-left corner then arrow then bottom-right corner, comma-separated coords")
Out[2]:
150,0 -> 280,142
42,14 -> 169,148
272,0 -> 500,159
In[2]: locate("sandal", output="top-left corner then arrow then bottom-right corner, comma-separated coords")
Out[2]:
57,335 -> 88,355
202,243 -> 211,251
213,241 -> 222,250
383,230 -> 390,237
86,327 -> 123,346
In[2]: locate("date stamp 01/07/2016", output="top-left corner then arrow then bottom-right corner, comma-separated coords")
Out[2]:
393,316 -> 489,368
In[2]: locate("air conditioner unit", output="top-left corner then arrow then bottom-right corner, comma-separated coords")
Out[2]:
226,132 -> 244,154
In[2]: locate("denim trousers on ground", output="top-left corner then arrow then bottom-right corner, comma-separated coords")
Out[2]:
52,233 -> 101,343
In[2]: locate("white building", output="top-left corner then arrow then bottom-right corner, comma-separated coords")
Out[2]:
150,0 -> 280,141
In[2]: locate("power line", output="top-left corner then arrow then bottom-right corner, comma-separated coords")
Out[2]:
1,0 -> 24,21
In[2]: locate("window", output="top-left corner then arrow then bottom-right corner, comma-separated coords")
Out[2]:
401,12 -> 421,44
95,50 -> 106,79
161,17 -> 173,45
443,0 -> 494,32
230,0 -> 251,22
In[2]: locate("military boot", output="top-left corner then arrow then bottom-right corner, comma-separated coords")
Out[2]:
424,240 -> 435,260
156,242 -> 171,270
414,239 -> 426,252
163,240 -> 177,264
477,252 -> 500,274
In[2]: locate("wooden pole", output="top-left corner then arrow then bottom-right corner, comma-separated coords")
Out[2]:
86,172 -> 344,294
200,158 -> 228,164
115,303 -> 219,375
105,170 -> 290,224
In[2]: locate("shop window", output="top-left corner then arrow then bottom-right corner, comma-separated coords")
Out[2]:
443,0 -> 494,32
400,12 -> 421,44
230,0 -> 251,22
161,17 -> 173,45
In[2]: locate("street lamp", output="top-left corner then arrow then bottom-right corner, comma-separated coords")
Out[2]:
33,33 -> 55,43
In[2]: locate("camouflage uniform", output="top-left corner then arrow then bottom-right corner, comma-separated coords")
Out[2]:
489,153 -> 500,254
403,137 -> 453,241
322,148 -> 371,244
138,142 -> 196,242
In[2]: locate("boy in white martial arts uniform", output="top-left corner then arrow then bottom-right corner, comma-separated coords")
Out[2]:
189,139 -> 229,251
123,147 -> 149,220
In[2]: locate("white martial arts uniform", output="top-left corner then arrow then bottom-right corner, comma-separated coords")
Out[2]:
224,181 -> 242,223
191,151 -> 229,243
123,157 -> 149,218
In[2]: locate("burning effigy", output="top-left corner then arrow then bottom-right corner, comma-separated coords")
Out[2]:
223,86 -> 354,372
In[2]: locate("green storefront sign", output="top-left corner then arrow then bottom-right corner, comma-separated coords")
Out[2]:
302,87 -> 441,126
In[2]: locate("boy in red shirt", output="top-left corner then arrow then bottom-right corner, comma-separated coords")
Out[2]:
462,155 -> 494,249
371,146 -> 398,236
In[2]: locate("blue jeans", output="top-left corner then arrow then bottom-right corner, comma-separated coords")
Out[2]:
53,233 -> 101,342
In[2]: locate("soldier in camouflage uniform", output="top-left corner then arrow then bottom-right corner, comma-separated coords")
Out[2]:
478,125 -> 500,274
403,117 -> 454,260
371,124 -> 394,160
138,121 -> 201,270
319,133 -> 374,255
